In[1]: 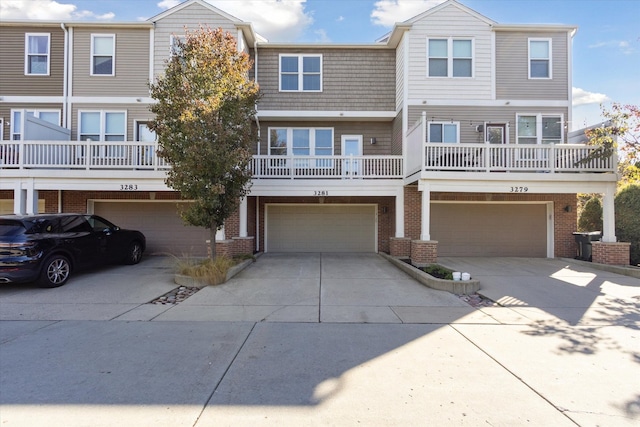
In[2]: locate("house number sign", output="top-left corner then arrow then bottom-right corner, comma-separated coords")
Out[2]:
120,184 -> 139,191
510,186 -> 529,193
314,190 -> 329,196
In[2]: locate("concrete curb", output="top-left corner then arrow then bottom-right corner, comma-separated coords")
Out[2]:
380,253 -> 480,295
559,257 -> 640,279
174,254 -> 262,288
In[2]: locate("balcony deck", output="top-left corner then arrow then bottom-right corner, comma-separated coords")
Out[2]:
0,140 -> 615,180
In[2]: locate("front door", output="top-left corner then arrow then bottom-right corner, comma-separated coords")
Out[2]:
341,135 -> 362,176
486,124 -> 506,168
486,124 -> 506,144
136,122 -> 156,166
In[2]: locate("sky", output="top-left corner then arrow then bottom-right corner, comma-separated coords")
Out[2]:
1,0 -> 639,131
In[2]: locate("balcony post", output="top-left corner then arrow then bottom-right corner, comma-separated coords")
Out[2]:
395,187 -> 404,238
420,182 -> 430,241
13,183 -> 25,215
239,196 -> 248,237
602,182 -> 617,243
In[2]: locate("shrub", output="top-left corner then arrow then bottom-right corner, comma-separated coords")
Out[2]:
578,197 -> 603,231
422,264 -> 454,280
615,184 -> 640,266
176,256 -> 236,285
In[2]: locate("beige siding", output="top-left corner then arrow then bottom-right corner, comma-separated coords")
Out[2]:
258,48 -> 395,111
257,121 -> 393,156
496,31 -> 569,100
407,4 -> 493,100
152,2 -> 239,79
392,111 -> 403,155
71,27 -> 150,97
70,103 -> 154,140
0,25 -> 65,96
396,34 -> 406,110
408,105 -> 569,144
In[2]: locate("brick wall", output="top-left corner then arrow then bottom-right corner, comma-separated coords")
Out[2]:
403,188 -> 577,258
410,240 -> 438,266
390,237 -> 411,257
592,242 -> 631,266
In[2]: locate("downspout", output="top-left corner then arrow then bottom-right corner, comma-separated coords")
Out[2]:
60,23 -> 69,128
253,38 -> 260,253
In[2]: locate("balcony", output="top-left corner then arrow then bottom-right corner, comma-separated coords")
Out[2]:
250,155 -> 404,179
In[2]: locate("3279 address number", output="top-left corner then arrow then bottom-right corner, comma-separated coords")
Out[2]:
510,186 -> 528,193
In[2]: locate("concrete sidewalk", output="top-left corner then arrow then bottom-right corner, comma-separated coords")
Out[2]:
1,254 -> 639,426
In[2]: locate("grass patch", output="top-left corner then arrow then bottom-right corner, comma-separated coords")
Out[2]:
175,256 -> 238,286
421,264 -> 454,280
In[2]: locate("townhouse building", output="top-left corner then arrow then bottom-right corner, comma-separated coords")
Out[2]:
0,0 -> 630,266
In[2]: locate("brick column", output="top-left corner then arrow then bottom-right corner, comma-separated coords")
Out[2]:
390,237 -> 411,257
214,240 -> 234,258
591,241 -> 631,266
410,240 -> 438,267
232,236 -> 255,257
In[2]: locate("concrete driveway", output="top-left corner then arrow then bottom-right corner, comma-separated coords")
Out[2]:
1,254 -> 639,426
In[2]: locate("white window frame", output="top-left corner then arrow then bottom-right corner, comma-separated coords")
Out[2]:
25,33 -> 50,76
516,113 -> 564,145
78,110 -> 127,141
10,109 -> 61,140
427,37 -> 474,78
268,127 -> 334,156
528,38 -> 552,79
427,121 -> 460,143
278,54 -> 323,92
90,34 -> 116,76
169,34 -> 185,56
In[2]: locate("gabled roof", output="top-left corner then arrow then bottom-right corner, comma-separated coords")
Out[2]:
147,0 -> 265,44
405,0 -> 496,26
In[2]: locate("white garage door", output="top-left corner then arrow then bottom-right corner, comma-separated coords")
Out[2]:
267,204 -> 376,253
94,202 -> 208,257
431,203 -> 547,257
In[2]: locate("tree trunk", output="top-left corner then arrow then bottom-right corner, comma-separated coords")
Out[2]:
209,226 -> 216,260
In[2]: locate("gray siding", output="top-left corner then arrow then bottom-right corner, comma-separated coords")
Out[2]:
257,121 -> 394,156
0,25 -> 65,96
257,48 -> 396,111
496,31 -> 569,100
408,105 -> 569,144
152,2 -> 239,79
72,27 -> 151,97
70,103 -> 153,140
392,111 -> 403,155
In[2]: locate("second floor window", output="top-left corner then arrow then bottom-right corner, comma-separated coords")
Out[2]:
516,114 -> 563,144
25,33 -> 50,75
11,109 -> 60,140
279,54 -> 322,92
428,38 -> 473,78
269,128 -> 333,156
529,38 -> 551,79
428,122 -> 459,143
91,34 -> 115,76
79,111 -> 125,141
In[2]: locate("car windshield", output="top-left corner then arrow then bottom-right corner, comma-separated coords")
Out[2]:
0,220 -> 27,236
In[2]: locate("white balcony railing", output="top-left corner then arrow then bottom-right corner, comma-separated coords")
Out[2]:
250,155 -> 404,179
422,143 -> 615,173
0,140 -> 170,170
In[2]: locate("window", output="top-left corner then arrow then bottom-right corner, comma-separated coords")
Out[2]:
169,34 -> 185,56
79,111 -> 126,141
91,34 -> 115,76
428,38 -> 473,78
428,122 -> 459,143
279,54 -> 322,91
25,33 -> 50,75
269,128 -> 333,156
529,38 -> 551,79
516,114 -> 563,144
10,109 -> 61,140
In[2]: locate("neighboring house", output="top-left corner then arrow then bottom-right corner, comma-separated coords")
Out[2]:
0,0 -> 630,266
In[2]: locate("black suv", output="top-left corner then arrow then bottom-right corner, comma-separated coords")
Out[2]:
0,214 -> 145,287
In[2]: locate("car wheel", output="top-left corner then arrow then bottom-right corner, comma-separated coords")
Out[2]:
124,241 -> 143,265
39,255 -> 71,288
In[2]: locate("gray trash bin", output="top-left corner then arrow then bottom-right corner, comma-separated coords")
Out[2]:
572,231 -> 602,261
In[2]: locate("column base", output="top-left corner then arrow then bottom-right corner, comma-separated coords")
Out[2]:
410,240 -> 438,267
390,237 -> 411,257
232,236 -> 255,257
591,241 -> 631,266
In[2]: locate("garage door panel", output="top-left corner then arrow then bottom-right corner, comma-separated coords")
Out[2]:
431,203 -> 546,257
94,202 -> 208,257
267,205 -> 375,253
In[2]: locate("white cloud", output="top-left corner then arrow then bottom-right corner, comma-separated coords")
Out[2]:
588,39 -> 635,55
157,0 -> 181,9
202,0 -> 313,41
0,0 -> 114,20
314,29 -> 331,43
371,0 -> 445,27
573,87 -> 610,106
